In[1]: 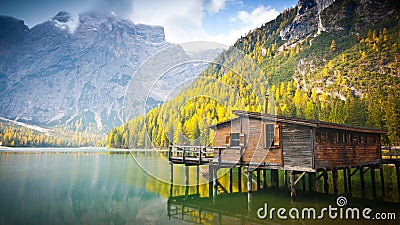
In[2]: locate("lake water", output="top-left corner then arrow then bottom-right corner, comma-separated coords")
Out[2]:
0,148 -> 399,225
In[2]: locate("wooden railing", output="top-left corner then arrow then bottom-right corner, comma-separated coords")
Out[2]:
168,145 -> 226,164
382,147 -> 400,162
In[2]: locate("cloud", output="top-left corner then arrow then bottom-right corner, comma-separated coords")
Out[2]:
92,0 -> 134,18
237,6 -> 279,29
96,0 -> 279,45
208,6 -> 279,45
130,0 -> 208,44
204,0 -> 226,13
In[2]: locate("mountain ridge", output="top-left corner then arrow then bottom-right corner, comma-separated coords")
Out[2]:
107,0 -> 400,148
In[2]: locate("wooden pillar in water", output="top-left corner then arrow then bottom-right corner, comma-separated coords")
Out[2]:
247,169 -> 253,193
360,166 -> 366,199
208,165 -> 214,197
263,169 -> 267,189
290,170 -> 296,200
185,166 -> 189,197
379,167 -> 385,197
169,162 -> 174,197
229,168 -> 233,193
370,165 -> 377,199
323,170 -> 329,194
308,172 -> 316,192
238,167 -> 242,193
256,170 -> 261,190
302,174 -> 306,191
284,170 -> 288,188
271,169 -> 279,191
213,166 -> 218,199
396,163 -> 400,201
196,165 -> 200,194
347,167 -> 352,196
332,169 -> 339,195
343,168 -> 348,194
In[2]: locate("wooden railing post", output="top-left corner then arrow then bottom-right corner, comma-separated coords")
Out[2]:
218,148 -> 222,166
168,145 -> 172,161
182,147 -> 186,163
199,147 -> 202,164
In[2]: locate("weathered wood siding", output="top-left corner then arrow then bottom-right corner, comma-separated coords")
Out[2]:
214,117 -> 282,166
282,123 -> 313,170
314,128 -> 381,169
213,118 -> 240,147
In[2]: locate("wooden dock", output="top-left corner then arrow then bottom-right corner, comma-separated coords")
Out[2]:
168,145 -> 400,201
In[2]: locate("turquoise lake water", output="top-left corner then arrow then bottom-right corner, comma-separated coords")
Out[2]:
0,148 -> 398,225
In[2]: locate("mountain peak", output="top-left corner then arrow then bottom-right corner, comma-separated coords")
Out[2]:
52,11 -> 72,23
51,11 -> 78,33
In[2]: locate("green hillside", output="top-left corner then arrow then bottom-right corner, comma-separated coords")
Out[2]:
108,1 -> 400,148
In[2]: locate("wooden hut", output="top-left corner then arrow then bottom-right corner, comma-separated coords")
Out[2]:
211,110 -> 386,172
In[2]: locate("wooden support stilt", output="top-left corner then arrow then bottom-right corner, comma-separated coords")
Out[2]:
379,167 -> 385,198
284,170 -> 288,188
302,174 -> 306,191
263,169 -> 267,189
332,169 -> 339,195
247,169 -> 253,193
308,172 -> 316,192
208,165 -> 213,198
185,166 -> 189,197
360,166 -> 366,198
396,163 -> 400,201
238,166 -> 242,193
271,169 -> 279,191
290,170 -> 296,200
169,162 -> 174,184
169,162 -> 174,197
276,170 -> 280,190
196,165 -> 200,194
323,170 -> 329,194
213,166 -> 218,198
229,168 -> 233,193
370,165 -> 377,199
347,167 -> 352,196
256,170 -> 261,190
343,168 -> 348,194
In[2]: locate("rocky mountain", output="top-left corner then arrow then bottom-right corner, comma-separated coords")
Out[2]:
0,11 -> 222,132
107,0 -> 400,148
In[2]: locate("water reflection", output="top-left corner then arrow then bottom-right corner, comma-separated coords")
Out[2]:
0,149 -> 191,225
1,149 -> 399,225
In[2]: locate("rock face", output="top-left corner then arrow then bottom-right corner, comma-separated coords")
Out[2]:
280,0 -> 398,41
280,0 -> 335,40
0,11 -> 171,131
0,11 -> 223,132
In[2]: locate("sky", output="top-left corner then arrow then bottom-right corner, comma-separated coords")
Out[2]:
0,0 -> 298,45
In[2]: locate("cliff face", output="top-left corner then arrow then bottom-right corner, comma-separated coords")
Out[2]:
0,11 -> 222,132
280,0 -> 399,41
280,0 -> 336,41
0,11 -> 170,131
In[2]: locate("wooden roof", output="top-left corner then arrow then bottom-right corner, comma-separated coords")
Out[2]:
210,110 -> 386,134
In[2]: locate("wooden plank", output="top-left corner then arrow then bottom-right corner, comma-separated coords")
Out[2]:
282,124 -> 313,169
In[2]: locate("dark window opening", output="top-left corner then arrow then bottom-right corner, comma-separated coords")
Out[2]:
265,124 -> 274,149
230,133 -> 240,147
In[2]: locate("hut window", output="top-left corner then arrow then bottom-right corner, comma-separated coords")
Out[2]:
362,134 -> 367,144
230,133 -> 240,147
326,131 -> 330,142
336,133 -> 340,143
265,124 -> 274,148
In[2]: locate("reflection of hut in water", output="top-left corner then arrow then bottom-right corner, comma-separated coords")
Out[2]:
168,96 -> 399,200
